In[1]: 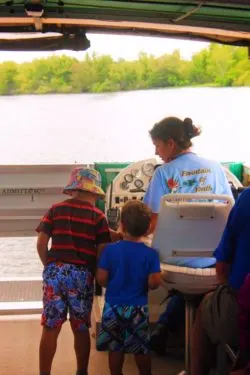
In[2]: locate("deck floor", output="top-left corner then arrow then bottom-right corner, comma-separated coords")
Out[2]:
0,280 -> 184,374
0,314 -> 183,375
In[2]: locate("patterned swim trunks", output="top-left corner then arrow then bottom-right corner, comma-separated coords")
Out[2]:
42,262 -> 94,330
97,303 -> 150,354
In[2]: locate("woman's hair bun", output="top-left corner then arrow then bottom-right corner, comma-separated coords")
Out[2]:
183,117 -> 201,139
183,117 -> 192,126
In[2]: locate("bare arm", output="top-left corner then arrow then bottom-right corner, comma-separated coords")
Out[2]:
96,268 -> 109,287
37,232 -> 50,266
109,228 -> 123,242
148,272 -> 162,290
216,261 -> 230,284
97,243 -> 109,259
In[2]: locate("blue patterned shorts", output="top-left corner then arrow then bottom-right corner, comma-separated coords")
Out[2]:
42,262 -> 94,330
97,303 -> 150,354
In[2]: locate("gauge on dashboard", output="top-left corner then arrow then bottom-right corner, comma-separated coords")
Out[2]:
120,181 -> 129,190
124,173 -> 133,183
141,162 -> 155,177
134,179 -> 144,189
131,169 -> 139,178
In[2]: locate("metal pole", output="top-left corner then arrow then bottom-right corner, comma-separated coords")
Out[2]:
185,296 -> 195,374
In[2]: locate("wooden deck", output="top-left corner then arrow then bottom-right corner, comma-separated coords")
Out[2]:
0,313 -> 183,375
0,279 -> 184,375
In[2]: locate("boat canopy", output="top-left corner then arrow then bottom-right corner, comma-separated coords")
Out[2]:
0,0 -> 249,51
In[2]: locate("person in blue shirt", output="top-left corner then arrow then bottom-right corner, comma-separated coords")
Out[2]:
96,200 -> 161,375
191,188 -> 250,375
214,187 -> 250,290
143,116 -> 233,355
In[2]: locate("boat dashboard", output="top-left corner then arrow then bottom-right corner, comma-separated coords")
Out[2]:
104,158 -> 243,229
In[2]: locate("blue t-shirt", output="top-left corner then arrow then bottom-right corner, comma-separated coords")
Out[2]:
144,152 -> 233,213
214,188 -> 250,290
98,240 -> 161,306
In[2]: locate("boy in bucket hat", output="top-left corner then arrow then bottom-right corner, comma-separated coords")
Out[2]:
36,167 -> 111,375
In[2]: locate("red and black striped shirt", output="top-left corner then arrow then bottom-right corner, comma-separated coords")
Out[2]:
36,199 -> 111,271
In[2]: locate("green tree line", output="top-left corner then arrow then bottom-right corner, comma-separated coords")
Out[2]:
0,43 -> 249,95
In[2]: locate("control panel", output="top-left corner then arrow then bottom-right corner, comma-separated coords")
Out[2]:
104,158 -> 243,229
105,158 -> 157,218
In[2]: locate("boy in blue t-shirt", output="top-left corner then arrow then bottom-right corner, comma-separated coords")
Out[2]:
96,200 -> 161,375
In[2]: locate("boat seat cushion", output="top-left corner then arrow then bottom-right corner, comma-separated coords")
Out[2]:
161,256 -> 216,269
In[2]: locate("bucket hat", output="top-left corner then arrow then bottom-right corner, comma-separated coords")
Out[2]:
63,167 -> 105,197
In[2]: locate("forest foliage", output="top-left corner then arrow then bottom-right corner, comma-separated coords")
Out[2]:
0,43 -> 249,95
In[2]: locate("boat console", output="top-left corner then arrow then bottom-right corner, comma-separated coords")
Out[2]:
105,158 -> 157,228
104,157 -> 243,228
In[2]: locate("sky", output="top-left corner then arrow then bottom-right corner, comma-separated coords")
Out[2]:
0,33 -> 209,63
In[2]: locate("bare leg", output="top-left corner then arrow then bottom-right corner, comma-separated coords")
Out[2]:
109,351 -> 125,375
134,353 -> 151,375
39,326 -> 61,374
71,322 -> 91,374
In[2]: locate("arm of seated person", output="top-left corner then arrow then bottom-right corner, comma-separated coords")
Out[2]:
216,261 -> 230,284
214,191 -> 247,285
148,272 -> 162,290
96,268 -> 109,287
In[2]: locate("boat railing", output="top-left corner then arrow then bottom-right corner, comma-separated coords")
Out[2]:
0,277 -> 42,315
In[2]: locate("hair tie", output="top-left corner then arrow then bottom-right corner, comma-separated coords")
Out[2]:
183,117 -> 194,138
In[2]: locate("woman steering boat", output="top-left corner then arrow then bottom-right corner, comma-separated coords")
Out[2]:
143,116 -> 233,355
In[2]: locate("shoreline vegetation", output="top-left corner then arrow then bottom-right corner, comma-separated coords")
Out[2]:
0,43 -> 249,95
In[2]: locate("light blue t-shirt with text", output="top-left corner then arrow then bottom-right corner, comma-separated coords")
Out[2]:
144,153 -> 233,213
